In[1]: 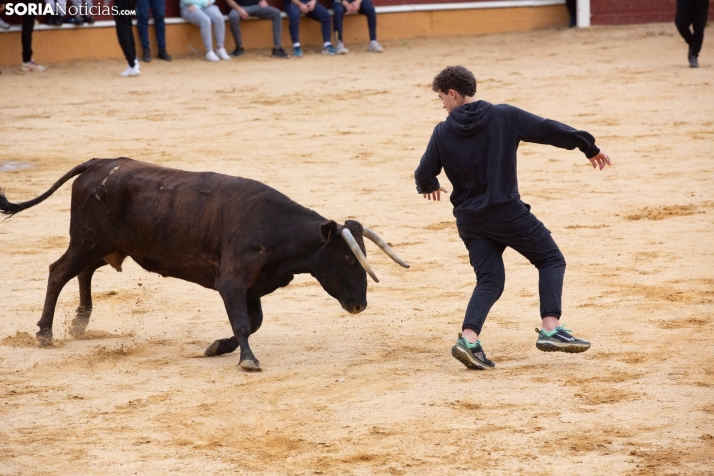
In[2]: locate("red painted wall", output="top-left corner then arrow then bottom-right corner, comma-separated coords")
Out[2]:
591,0 -> 677,25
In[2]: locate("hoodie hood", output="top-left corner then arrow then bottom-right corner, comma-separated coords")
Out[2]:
447,100 -> 492,137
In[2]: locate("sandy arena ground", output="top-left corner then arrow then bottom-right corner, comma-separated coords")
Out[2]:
0,22 -> 713,475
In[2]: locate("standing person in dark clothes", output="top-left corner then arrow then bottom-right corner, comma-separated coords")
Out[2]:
114,0 -> 140,76
226,0 -> 289,58
136,0 -> 172,62
414,66 -> 611,371
675,0 -> 709,68
566,0 -> 576,27
16,0 -> 46,71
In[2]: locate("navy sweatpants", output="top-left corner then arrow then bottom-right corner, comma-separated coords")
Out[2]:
285,0 -> 332,44
457,207 -> 566,335
333,0 -> 377,42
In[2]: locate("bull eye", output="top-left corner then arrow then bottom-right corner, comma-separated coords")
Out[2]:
346,255 -> 355,265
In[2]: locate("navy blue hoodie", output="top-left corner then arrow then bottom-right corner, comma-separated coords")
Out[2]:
414,100 -> 600,225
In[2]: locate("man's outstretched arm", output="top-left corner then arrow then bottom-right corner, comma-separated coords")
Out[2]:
508,105 -> 611,169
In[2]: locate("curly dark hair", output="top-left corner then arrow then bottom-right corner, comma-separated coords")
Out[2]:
432,66 -> 477,97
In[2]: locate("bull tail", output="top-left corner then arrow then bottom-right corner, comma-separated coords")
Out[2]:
0,159 -> 97,218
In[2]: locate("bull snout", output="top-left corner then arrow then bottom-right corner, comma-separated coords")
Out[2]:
342,300 -> 367,314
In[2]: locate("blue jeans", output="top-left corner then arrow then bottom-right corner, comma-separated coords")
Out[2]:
333,0 -> 377,42
136,0 -> 167,51
284,0 -> 332,44
457,207 -> 566,335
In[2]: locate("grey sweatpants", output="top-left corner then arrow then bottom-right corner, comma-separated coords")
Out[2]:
181,4 -> 225,52
228,5 -> 283,48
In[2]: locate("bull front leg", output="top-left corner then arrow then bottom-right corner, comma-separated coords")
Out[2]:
204,298 -> 263,357
216,281 -> 262,371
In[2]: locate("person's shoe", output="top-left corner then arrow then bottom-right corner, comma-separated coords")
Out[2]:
216,47 -> 231,60
142,49 -> 152,63
272,46 -> 289,58
535,325 -> 590,353
322,44 -> 337,55
569,15 -> 576,27
21,60 -> 46,72
293,46 -> 303,57
158,49 -> 172,61
451,333 -> 496,370
205,50 -> 220,62
65,15 -> 83,25
689,54 -> 699,68
0,17 -> 11,29
120,59 -> 140,77
336,41 -> 349,54
83,15 -> 95,24
368,40 -> 383,52
230,46 -> 244,58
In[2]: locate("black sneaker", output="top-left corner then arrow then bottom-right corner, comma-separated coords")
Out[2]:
272,46 -> 289,58
451,333 -> 495,370
142,49 -> 152,63
535,325 -> 590,353
158,49 -> 172,61
65,15 -> 83,25
230,46 -> 244,58
689,54 -> 699,68
83,15 -> 95,24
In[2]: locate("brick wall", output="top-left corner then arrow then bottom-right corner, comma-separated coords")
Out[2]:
591,0 -> 677,25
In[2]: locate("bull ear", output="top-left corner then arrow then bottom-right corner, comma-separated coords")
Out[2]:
320,220 -> 339,242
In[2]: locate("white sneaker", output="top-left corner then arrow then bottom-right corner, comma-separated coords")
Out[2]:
368,40 -> 383,53
206,51 -> 220,62
21,60 -> 46,72
120,59 -> 140,77
216,47 -> 231,60
336,41 -> 349,54
0,18 -> 10,29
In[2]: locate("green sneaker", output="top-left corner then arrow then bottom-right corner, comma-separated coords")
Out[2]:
535,325 -> 590,353
451,333 -> 495,370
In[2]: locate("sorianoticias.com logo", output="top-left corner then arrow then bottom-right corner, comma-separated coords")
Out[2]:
4,3 -> 135,16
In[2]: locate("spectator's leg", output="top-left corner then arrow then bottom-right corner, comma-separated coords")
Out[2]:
308,3 -> 332,44
675,0 -> 695,47
358,0 -> 377,41
689,0 -> 709,57
205,5 -> 225,48
247,5 -> 283,47
566,0 -> 576,26
333,1 -> 345,43
21,10 -> 34,63
151,0 -> 167,51
136,0 -> 151,52
284,2 -> 301,45
114,0 -> 137,67
181,5 -> 213,52
228,9 -> 243,48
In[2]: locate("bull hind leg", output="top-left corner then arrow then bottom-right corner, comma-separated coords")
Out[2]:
204,299 -> 263,357
36,245 -> 109,346
69,259 -> 109,337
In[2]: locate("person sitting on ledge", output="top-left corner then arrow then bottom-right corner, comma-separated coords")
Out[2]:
226,0 -> 289,58
180,0 -> 232,62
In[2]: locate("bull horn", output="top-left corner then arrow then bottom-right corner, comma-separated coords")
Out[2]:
341,228 -> 379,283
363,228 -> 410,269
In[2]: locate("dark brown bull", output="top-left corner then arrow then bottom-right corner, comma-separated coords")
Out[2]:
0,158 -> 409,370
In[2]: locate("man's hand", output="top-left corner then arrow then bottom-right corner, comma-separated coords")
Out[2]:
306,0 -> 316,11
259,0 -> 268,6
589,151 -> 611,170
238,6 -> 250,19
422,186 -> 450,201
297,1 -> 308,13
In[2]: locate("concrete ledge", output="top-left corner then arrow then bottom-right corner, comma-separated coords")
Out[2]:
0,3 -> 568,66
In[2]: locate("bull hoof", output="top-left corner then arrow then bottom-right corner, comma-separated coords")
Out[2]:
204,340 -> 222,357
36,329 -> 53,347
239,359 -> 262,372
69,319 -> 89,338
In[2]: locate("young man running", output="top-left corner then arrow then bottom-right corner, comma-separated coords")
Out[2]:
414,66 -> 611,370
